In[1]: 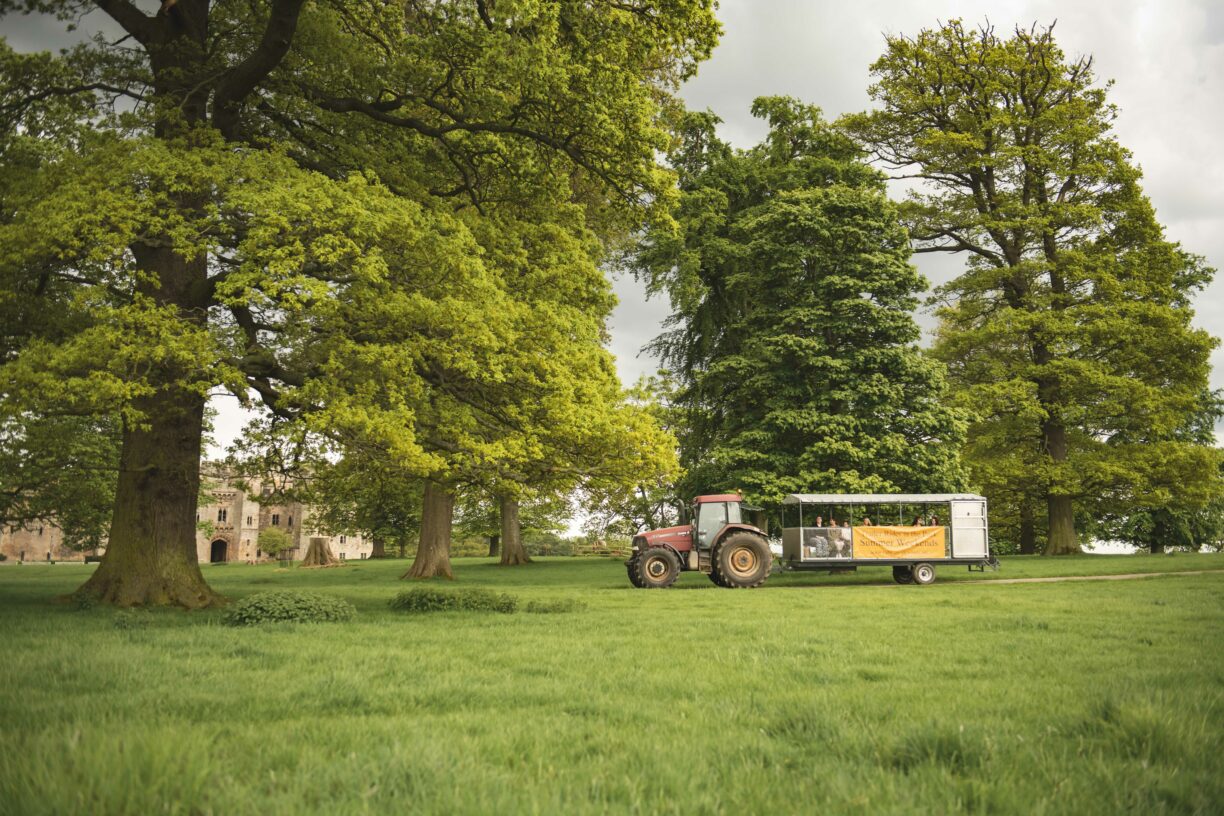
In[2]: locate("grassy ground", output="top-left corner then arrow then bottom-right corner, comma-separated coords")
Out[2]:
1,554 -> 1222,815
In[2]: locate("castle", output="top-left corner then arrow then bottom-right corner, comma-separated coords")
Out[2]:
0,466 -> 371,564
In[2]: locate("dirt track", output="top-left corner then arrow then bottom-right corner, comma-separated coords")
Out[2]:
960,569 -> 1224,585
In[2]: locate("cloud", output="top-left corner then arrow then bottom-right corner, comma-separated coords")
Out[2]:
605,0 -> 1224,421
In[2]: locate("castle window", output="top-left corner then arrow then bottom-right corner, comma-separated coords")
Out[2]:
246,516 -> 253,526
217,508 -> 228,523
288,515 -> 293,527
340,535 -> 346,544
272,514 -> 280,526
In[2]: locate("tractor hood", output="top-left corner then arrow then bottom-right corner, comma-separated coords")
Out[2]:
638,525 -> 693,552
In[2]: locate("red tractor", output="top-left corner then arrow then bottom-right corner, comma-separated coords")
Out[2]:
625,494 -> 773,588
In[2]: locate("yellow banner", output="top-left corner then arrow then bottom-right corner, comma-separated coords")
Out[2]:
852,526 -> 945,559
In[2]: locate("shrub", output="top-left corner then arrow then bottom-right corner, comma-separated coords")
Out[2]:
222,591 -> 356,626
389,587 -> 518,614
524,598 -> 586,614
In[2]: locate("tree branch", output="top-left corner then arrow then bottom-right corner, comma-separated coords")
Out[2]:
92,0 -> 157,46
212,0 -> 308,139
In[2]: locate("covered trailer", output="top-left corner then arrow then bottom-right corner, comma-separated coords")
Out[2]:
781,493 -> 998,584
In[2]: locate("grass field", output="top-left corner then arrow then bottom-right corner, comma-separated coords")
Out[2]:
1,554 -> 1222,815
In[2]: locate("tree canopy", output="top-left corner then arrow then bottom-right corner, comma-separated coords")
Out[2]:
0,0 -> 714,604
843,20 -> 1222,554
629,98 -> 967,507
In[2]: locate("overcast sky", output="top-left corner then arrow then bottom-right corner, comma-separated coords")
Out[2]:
607,0 -> 1224,417
4,1 -> 1221,450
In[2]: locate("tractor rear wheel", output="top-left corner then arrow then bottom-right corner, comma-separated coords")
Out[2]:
708,562 -> 730,587
892,566 -> 914,584
713,533 -> 771,588
630,547 -> 681,589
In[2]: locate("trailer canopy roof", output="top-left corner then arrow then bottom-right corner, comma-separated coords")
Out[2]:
783,493 -> 986,505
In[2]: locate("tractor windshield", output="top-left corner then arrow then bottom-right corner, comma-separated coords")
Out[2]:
695,501 -> 742,548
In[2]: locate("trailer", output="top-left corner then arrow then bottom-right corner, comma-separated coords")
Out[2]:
781,493 -> 998,584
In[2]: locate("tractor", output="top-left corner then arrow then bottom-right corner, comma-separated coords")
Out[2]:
625,494 -> 772,588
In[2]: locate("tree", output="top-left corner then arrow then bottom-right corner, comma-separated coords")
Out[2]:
581,372 -> 685,537
257,527 -> 294,563
456,490 -> 571,564
0,414 -> 119,551
844,21 -> 1220,554
0,2 -> 719,605
629,98 -> 967,508
1086,391 -> 1224,553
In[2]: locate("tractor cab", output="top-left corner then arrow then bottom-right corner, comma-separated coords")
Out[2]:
691,493 -> 745,549
626,493 -> 772,589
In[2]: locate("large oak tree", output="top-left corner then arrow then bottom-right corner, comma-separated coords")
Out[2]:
0,1 -> 717,605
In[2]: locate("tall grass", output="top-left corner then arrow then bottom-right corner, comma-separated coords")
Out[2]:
1,554 -> 1221,814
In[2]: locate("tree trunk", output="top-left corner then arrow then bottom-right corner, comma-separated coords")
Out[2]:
300,536 -> 340,568
1044,495 -> 1079,555
488,534 -> 499,558
498,494 -> 530,566
370,538 -> 387,559
1149,514 -> 1167,554
1018,501 -> 1037,555
403,480 -> 455,579
75,388 -> 219,608
1041,414 -> 1081,555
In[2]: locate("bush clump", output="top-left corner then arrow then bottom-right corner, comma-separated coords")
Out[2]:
524,598 -> 586,614
222,591 -> 356,626
389,587 -> 518,614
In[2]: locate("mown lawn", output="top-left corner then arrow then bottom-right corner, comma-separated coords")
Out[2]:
1,554 -> 1222,815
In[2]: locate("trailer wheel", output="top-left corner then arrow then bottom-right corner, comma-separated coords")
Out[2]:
892,566 -> 914,585
630,547 -> 681,589
713,533 -> 771,588
911,562 -> 936,585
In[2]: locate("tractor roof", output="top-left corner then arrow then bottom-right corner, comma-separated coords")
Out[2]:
693,494 -> 742,504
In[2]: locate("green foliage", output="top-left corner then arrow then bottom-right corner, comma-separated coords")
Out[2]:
0,0 -> 711,598
388,587 -> 517,614
629,98 -> 967,506
843,21 -> 1221,553
256,528 -> 295,561
222,590 -> 356,626
0,414 -> 119,550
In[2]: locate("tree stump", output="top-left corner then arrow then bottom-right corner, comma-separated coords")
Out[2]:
300,536 -> 341,568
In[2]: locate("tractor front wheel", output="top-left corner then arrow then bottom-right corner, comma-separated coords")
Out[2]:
625,553 -> 647,588
713,533 -> 771,588
629,547 -> 681,589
